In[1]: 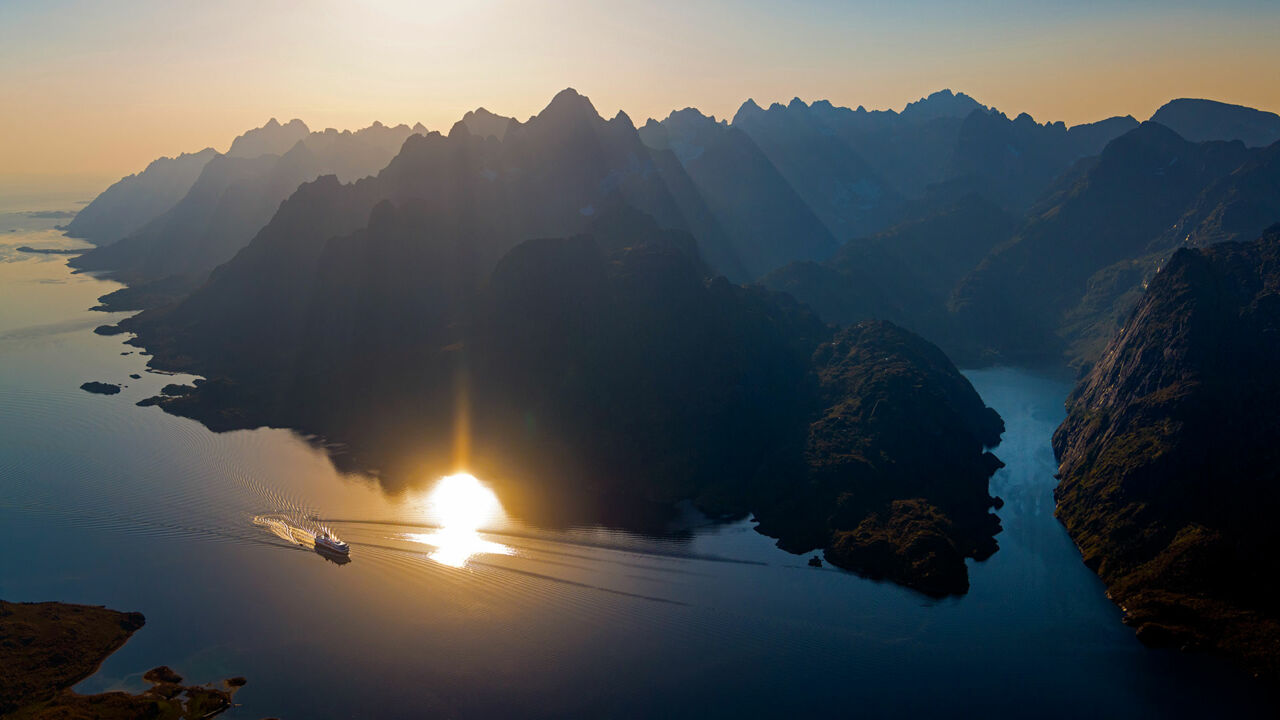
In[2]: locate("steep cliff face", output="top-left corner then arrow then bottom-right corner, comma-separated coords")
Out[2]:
1053,227 -> 1280,679
63,148 -> 217,245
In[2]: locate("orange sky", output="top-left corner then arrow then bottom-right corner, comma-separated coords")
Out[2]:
2,0 -> 1278,194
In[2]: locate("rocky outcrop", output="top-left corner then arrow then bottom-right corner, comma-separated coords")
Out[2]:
80,381 -> 121,395
0,600 -> 241,718
1053,227 -> 1280,680
794,321 -> 1004,594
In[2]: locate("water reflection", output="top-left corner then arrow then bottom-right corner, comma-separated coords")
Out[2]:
404,473 -> 512,567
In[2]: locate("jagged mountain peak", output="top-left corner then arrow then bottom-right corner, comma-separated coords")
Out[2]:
900,89 -> 984,122
663,106 -> 722,129
538,87 -> 601,120
732,98 -> 764,124
227,117 -> 312,158
611,109 -> 635,129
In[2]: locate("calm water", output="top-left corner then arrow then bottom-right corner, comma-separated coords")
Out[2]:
0,207 -> 1272,718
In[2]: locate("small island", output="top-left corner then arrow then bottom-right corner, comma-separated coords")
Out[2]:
79,382 -> 121,395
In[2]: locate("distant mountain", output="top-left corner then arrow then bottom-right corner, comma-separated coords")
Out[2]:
639,108 -> 836,278
72,149 -> 312,288
460,108 -> 516,140
63,148 -> 217,245
1150,98 -> 1280,147
800,91 -> 1135,208
732,98 -> 904,240
805,91 -> 983,198
949,122 -> 1256,366
124,196 -> 1004,595
899,89 -> 985,124
225,117 -> 310,157
762,195 -> 1016,343
70,122 -> 422,306
637,90 -> 1134,260
1053,227 -> 1280,681
944,109 -> 1139,210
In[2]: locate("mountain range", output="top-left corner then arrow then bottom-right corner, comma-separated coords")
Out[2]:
68,120 -> 424,308
62,87 -> 1280,634
63,148 -> 217,245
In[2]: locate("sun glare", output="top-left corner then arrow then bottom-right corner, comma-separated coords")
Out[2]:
405,473 -> 511,568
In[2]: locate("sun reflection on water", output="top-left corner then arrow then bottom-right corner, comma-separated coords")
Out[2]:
404,473 -> 512,567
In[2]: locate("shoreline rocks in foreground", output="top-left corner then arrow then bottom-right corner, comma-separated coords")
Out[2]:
0,600 -> 242,718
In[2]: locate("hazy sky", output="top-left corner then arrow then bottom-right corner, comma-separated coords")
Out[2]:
3,0 -> 1279,191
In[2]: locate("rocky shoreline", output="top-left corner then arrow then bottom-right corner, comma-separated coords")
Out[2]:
0,600 -> 244,719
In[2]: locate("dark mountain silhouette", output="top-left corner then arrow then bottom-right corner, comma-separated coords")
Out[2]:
118,87 -> 791,377
63,148 -> 217,245
762,195 -> 1017,343
1053,227 -> 1280,681
1150,98 -> 1280,147
115,90 -> 1008,594
93,88 -> 752,313
225,117 -> 311,157
69,122 -> 422,307
949,122 -> 1256,366
732,97 -> 905,240
639,108 -> 836,278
